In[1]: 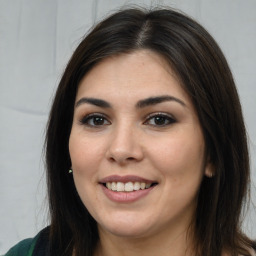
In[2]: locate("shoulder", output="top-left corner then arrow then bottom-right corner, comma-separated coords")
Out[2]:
4,227 -> 50,256
4,238 -> 35,256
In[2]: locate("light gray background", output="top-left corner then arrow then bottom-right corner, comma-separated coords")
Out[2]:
0,0 -> 255,254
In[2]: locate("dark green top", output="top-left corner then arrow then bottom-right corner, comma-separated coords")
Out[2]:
4,238 -> 38,256
4,228 -> 49,256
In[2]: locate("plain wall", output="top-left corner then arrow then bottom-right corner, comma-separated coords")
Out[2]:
0,0 -> 255,253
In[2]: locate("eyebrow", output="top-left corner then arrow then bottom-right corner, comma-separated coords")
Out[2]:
75,97 -> 111,108
75,95 -> 186,109
136,95 -> 186,108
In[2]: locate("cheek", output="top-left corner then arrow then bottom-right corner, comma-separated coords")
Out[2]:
148,131 -> 205,179
69,134 -> 105,171
69,134 -> 102,209
68,136 -> 101,202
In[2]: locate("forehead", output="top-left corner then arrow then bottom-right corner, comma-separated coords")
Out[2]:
76,50 -> 190,104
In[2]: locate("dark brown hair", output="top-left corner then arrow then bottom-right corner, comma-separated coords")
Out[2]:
45,7 -> 255,256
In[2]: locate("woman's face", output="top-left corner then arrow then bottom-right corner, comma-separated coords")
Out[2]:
69,50 -> 211,239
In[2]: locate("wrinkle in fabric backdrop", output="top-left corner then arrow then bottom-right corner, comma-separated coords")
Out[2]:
0,0 -> 255,254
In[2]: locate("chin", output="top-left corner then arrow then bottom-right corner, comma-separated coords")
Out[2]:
97,214 -> 154,238
100,223 -> 151,238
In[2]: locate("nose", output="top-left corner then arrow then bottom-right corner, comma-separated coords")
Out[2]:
106,124 -> 144,165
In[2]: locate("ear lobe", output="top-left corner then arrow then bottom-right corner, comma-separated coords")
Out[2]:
204,161 -> 215,178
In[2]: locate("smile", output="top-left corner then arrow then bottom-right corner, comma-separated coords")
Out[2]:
99,175 -> 158,202
105,181 -> 155,192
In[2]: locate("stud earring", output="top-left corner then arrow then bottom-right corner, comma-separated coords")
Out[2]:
68,169 -> 73,174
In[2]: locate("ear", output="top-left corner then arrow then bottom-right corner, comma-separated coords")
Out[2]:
204,161 -> 215,178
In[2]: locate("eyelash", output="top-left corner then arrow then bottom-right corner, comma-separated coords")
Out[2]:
79,112 -> 176,128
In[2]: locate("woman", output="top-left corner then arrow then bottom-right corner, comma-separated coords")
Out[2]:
5,7 -> 256,256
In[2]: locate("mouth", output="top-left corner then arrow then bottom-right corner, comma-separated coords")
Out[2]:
99,175 -> 158,202
102,181 -> 158,192
99,175 -> 158,192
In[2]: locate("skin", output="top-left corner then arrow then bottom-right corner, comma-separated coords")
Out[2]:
69,50 -> 212,256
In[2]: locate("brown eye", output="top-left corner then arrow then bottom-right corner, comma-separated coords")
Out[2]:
91,116 -> 105,125
80,114 -> 111,127
144,113 -> 176,127
154,116 -> 168,125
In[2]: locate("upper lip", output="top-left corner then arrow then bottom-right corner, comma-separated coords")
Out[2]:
99,175 -> 157,184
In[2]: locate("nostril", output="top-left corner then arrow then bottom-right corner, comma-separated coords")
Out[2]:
127,157 -> 136,161
109,157 -> 115,162
107,154 -> 138,164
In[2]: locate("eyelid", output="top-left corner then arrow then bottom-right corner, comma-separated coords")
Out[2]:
145,111 -> 174,118
144,112 -> 175,120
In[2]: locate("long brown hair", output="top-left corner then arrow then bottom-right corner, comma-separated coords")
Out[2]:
45,7 -> 255,256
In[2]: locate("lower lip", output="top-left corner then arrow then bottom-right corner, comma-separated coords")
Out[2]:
101,184 -> 155,203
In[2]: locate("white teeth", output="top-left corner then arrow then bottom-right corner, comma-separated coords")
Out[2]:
105,181 -> 153,192
125,182 -> 133,192
134,182 -> 141,191
145,183 -> 151,189
111,182 -> 117,191
117,182 -> 124,192
106,182 -> 111,189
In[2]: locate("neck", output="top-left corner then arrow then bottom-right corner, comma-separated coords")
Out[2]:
95,224 -> 195,256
